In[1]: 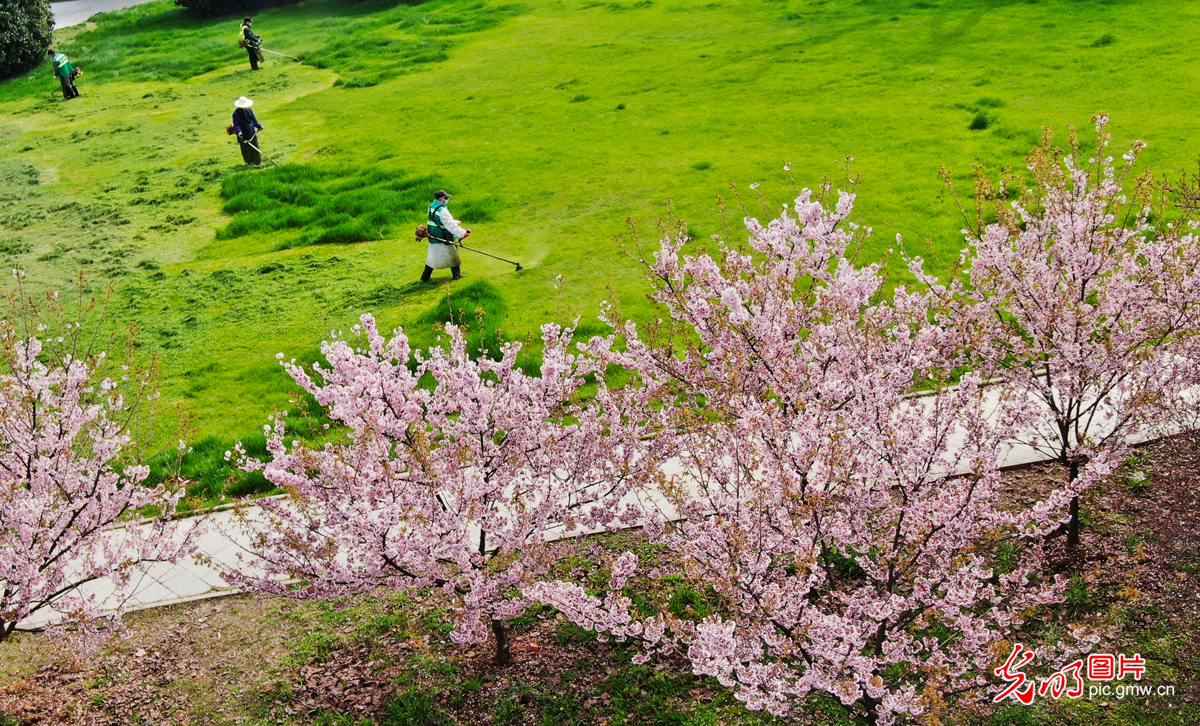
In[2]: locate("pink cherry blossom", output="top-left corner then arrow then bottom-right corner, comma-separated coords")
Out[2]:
232,315 -> 654,664
529,185 -> 1077,725
0,327 -> 194,643
911,116 -> 1200,548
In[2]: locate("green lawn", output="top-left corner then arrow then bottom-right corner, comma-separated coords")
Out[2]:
1,0 -> 1199,440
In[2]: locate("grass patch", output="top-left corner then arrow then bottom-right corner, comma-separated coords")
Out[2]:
413,279 -> 531,364
217,164 -> 451,248
146,433 -> 272,507
381,689 -> 452,725
149,281 -> 542,508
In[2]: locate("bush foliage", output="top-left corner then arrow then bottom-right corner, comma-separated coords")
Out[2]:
0,0 -> 53,80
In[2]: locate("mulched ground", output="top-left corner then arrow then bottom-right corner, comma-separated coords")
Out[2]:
1069,435 -> 1200,703
998,434 -> 1200,708
0,596 -> 296,725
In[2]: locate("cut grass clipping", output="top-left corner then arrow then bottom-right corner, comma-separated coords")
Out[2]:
217,164 -> 500,248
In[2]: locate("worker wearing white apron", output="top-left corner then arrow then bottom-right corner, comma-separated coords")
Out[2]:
422,190 -> 469,281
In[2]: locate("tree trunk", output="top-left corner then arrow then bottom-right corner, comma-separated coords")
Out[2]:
1067,459 -> 1081,550
491,618 -> 511,666
1067,495 -> 1080,549
861,694 -> 880,726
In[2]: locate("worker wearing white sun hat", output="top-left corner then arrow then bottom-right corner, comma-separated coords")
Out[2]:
231,96 -> 265,165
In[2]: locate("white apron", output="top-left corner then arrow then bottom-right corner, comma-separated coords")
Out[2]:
425,241 -> 462,269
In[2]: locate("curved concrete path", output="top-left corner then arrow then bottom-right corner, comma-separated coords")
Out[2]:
53,0 -> 161,29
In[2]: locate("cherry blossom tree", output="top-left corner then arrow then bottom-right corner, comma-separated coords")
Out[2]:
528,188 -> 1080,725
0,320 -> 193,643
911,116 -> 1200,548
233,314 -> 652,665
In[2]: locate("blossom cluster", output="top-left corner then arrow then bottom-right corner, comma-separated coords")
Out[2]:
0,328 -> 195,642
229,316 -> 657,663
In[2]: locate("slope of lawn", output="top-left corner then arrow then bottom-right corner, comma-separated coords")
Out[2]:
1,0 -> 1199,441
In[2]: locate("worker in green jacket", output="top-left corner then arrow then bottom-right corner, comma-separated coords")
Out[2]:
240,17 -> 265,70
47,49 -> 80,100
422,190 -> 469,281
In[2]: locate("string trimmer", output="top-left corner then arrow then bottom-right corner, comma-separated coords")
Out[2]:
409,227 -> 524,270
455,241 -> 523,271
241,138 -> 280,167
259,47 -> 301,62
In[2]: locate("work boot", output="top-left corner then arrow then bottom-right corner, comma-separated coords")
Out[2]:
421,265 -> 433,282
451,266 -> 462,280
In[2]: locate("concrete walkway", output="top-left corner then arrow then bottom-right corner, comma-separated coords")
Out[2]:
53,0 -> 161,29
17,505 -> 266,630
12,388 -> 1109,632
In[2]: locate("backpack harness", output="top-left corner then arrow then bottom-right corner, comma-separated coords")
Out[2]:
52,53 -> 75,78
427,200 -> 454,243
238,24 -> 259,49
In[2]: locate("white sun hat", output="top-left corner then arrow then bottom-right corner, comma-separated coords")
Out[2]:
234,96 -> 254,108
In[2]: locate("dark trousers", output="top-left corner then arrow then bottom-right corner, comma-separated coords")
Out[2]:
421,265 -> 461,281
247,47 -> 264,70
239,132 -> 262,165
58,75 -> 79,99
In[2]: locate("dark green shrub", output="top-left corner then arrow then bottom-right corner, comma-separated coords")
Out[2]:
667,585 -> 710,619
0,0 -> 53,79
969,110 -> 991,130
1092,32 -> 1116,47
